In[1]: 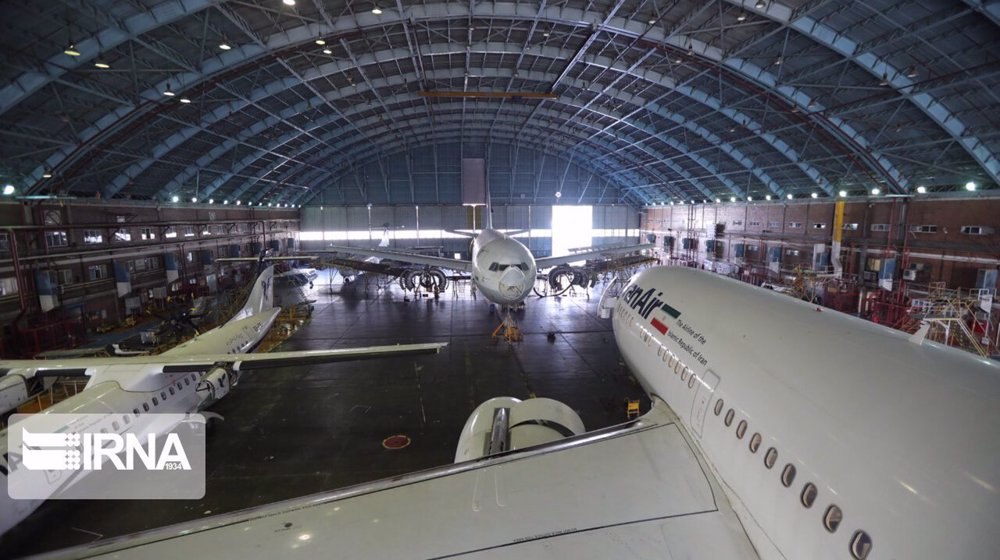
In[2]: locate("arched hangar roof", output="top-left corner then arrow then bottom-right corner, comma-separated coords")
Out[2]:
1,0 -> 998,207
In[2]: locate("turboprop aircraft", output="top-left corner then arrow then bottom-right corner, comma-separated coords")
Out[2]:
32,266 -> 1000,559
0,264 -> 445,535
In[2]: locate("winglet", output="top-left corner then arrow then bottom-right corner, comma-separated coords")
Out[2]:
909,319 -> 931,345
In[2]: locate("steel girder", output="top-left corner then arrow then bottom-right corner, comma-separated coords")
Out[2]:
736,0 -> 999,187
130,44 -> 814,204
18,2 -> 930,205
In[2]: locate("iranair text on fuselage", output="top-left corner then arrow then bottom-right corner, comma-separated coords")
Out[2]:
621,282 -> 709,367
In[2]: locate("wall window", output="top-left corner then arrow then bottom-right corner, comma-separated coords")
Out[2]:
748,221 -> 761,227
788,222 -> 802,229
140,227 -> 155,240
812,223 -> 827,229
842,223 -> 859,230
0,277 -> 19,296
768,221 -> 781,228
0,232 -> 9,251
84,229 -> 103,244
88,264 -> 108,281
909,225 -> 938,233
183,226 -> 195,237
58,269 -> 74,285
113,228 -> 131,242
870,223 -> 889,232
164,228 -> 177,239
45,231 -> 68,248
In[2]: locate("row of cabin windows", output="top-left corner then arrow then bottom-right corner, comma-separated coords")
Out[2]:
641,314 -> 873,560
712,397 -> 872,560
129,373 -> 199,417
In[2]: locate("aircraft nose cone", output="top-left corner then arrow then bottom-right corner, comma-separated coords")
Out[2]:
499,267 -> 526,297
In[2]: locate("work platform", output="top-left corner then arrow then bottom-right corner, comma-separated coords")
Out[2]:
2,272 -> 648,557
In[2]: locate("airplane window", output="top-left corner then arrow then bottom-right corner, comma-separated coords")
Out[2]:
781,464 -> 796,487
123,415 -> 130,425
169,387 -> 175,395
687,373 -> 696,389
112,421 -> 120,431
749,433 -> 762,453
801,482 -> 818,508
100,428 -> 107,434
714,399 -> 724,416
143,403 -> 150,412
849,530 -> 873,560
680,367 -> 688,381
764,447 -> 777,469
519,263 -> 529,271
668,354 -> 677,368
132,408 -> 139,415
823,505 -> 843,533
184,378 -> 190,386
161,391 -> 167,400
735,420 -> 748,439
724,409 -> 735,426
657,346 -> 664,358
489,263 -> 499,271
674,361 -> 684,375
152,397 -> 159,406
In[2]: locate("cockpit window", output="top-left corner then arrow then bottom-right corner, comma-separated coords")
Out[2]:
490,262 -> 528,272
518,263 -> 529,271
489,262 -> 499,271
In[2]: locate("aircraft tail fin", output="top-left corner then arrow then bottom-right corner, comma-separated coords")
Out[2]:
231,265 -> 275,321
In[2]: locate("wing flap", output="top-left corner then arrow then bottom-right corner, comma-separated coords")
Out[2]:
51,398 -> 757,559
228,342 -> 447,370
324,245 -> 473,272
536,243 -> 655,269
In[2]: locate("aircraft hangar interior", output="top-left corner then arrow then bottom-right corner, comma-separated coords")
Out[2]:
1,1 -> 998,559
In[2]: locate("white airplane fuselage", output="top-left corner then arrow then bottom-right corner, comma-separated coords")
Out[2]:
613,266 -> 1000,559
469,228 -> 537,305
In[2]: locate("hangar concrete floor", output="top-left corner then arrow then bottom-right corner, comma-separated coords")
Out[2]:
3,273 -> 649,557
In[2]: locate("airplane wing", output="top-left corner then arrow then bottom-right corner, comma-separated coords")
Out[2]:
324,245 -> 473,272
0,343 -> 446,377
40,398 -> 759,559
536,243 -> 655,269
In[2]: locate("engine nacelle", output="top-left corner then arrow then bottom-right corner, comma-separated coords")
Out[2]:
399,267 -> 448,293
547,265 -> 596,292
0,374 -> 30,417
454,397 -> 585,462
195,367 -> 238,403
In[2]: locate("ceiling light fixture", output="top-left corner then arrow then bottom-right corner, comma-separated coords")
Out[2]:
838,190 -> 847,197
2,184 -> 15,196
965,181 -> 977,191
64,44 -> 81,57
219,43 -> 232,50
786,193 -> 794,200
42,171 -> 53,179
371,6 -> 382,15
163,83 -> 175,97
774,56 -> 782,65
871,188 -> 880,195
282,0 -> 295,6
916,186 -> 926,194
737,13 -> 747,21
765,194 -> 772,201
879,73 -> 889,86
208,198 -> 214,204
171,195 -> 179,203
811,192 -> 819,198
730,196 -> 737,202
906,67 -> 918,78
755,0 -> 767,9
179,97 -> 192,104
747,195 -> 753,201
315,39 -> 326,45
236,200 -> 242,205
191,197 -> 197,203
322,48 -> 332,54
94,62 -> 110,69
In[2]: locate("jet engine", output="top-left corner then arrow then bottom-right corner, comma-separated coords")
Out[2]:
195,366 -> 238,402
454,397 -> 585,462
546,265 -> 597,295
398,267 -> 448,293
0,373 -> 29,417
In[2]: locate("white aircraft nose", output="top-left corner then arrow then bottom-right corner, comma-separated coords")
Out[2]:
498,267 -> 526,297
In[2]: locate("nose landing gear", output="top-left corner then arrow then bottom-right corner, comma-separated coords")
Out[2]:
491,310 -> 523,345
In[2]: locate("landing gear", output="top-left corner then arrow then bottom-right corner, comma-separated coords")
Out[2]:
491,310 -> 523,345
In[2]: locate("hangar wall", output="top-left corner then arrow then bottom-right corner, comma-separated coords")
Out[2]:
0,200 -> 298,357
299,204 -> 641,257
642,197 -> 1000,290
